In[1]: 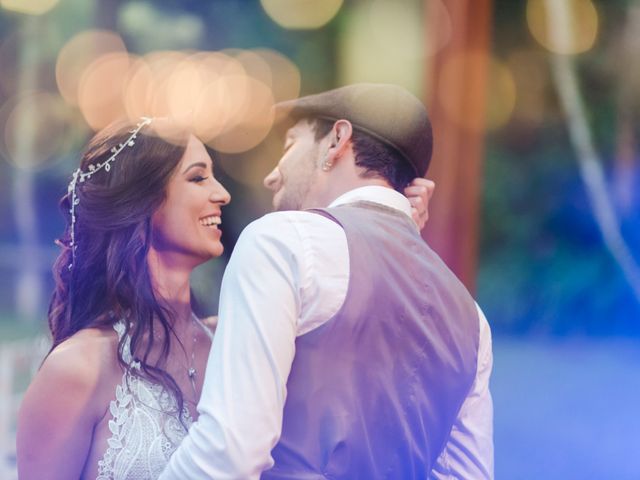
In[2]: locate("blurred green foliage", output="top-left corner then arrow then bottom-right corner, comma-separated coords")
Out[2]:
479,0 -> 640,335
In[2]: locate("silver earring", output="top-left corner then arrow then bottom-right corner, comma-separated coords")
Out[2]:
322,162 -> 332,171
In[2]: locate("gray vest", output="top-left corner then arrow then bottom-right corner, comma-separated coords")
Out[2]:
264,202 -> 479,479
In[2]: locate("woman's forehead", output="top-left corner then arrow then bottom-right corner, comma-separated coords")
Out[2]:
181,135 -> 213,165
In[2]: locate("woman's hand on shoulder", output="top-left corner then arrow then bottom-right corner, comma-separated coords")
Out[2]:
17,331 -> 114,480
201,315 -> 218,331
404,178 -> 435,231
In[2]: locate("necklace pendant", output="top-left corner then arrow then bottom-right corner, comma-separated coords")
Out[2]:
188,367 -> 196,379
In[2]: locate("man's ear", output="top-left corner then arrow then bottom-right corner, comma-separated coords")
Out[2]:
324,120 -> 353,170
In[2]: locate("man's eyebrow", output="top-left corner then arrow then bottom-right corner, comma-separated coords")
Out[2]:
182,162 -> 208,174
284,131 -> 296,145
286,129 -> 297,141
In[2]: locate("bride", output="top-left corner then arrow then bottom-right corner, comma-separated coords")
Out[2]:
16,117 -> 433,479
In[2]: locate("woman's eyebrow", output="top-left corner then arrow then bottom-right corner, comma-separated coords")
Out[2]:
182,162 -> 208,174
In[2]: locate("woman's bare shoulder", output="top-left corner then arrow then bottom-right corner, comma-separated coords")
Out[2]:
17,327 -> 121,479
47,327 -> 119,375
30,327 -> 120,412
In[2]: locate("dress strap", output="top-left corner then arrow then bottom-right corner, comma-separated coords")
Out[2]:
192,313 -> 215,341
114,315 -> 211,369
112,320 -> 139,369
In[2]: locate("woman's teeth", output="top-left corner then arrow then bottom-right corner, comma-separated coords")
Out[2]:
199,216 -> 221,227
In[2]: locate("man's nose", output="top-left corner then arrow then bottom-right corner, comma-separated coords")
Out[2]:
263,167 -> 281,191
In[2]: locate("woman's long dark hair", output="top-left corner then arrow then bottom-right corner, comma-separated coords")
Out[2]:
48,119 -> 191,417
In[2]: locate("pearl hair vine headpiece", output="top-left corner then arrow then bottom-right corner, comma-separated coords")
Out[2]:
66,117 -> 153,270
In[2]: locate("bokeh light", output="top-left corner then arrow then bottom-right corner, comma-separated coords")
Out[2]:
438,52 -> 515,131
58,39 -> 298,151
0,0 -> 59,15
121,49 -> 281,153
260,0 -> 343,30
194,73 -> 250,143
508,49 -> 549,123
485,59 -> 517,130
77,52 -> 132,130
232,50 -> 272,89
368,0 -> 426,61
165,55 -> 217,125
339,0 -> 424,94
122,57 -> 155,121
189,52 -> 248,141
56,30 -> 127,106
251,49 -> 301,103
527,0 -> 599,55
206,77 -> 275,154
424,0 -> 453,57
0,92 -> 75,170
131,50 -> 190,121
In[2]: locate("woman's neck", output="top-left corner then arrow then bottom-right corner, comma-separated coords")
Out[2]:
146,248 -> 193,323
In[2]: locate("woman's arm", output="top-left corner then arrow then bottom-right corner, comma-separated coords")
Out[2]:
17,337 -> 105,480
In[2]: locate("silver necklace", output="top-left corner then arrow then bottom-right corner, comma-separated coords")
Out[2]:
187,312 -> 204,398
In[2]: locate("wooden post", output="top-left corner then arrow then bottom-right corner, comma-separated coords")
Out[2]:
422,0 -> 493,293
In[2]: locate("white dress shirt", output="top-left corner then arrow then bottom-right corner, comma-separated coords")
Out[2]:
160,186 -> 493,479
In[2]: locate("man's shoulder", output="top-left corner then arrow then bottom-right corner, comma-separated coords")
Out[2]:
248,209 -> 329,224
232,210 -> 345,265
242,210 -> 339,238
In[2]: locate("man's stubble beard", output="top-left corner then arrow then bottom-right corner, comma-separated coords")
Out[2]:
274,153 -> 321,212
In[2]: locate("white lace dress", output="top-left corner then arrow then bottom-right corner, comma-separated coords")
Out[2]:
96,320 -> 210,480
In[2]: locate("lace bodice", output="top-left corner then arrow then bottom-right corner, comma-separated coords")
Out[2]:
96,321 -> 193,480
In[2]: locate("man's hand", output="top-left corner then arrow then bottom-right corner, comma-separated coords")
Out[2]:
404,178 -> 435,231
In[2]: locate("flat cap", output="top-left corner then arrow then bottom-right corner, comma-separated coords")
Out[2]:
274,83 -> 433,176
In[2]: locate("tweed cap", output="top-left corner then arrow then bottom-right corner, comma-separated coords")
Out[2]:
274,83 -> 433,176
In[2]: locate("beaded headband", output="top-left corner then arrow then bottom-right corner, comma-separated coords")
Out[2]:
66,117 -> 153,270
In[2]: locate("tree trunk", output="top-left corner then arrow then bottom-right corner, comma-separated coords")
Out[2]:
422,0 -> 493,293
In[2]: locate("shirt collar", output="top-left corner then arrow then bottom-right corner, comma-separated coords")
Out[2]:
328,186 -> 413,219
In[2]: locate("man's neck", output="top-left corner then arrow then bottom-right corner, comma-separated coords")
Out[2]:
311,177 -> 392,209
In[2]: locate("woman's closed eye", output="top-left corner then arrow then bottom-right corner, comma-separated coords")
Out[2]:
189,175 -> 209,183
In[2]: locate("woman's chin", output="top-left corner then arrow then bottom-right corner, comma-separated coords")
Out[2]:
205,243 -> 224,260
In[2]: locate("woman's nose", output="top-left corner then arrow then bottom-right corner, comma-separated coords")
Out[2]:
210,180 -> 231,205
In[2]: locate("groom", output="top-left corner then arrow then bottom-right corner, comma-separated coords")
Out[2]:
161,83 -> 493,479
